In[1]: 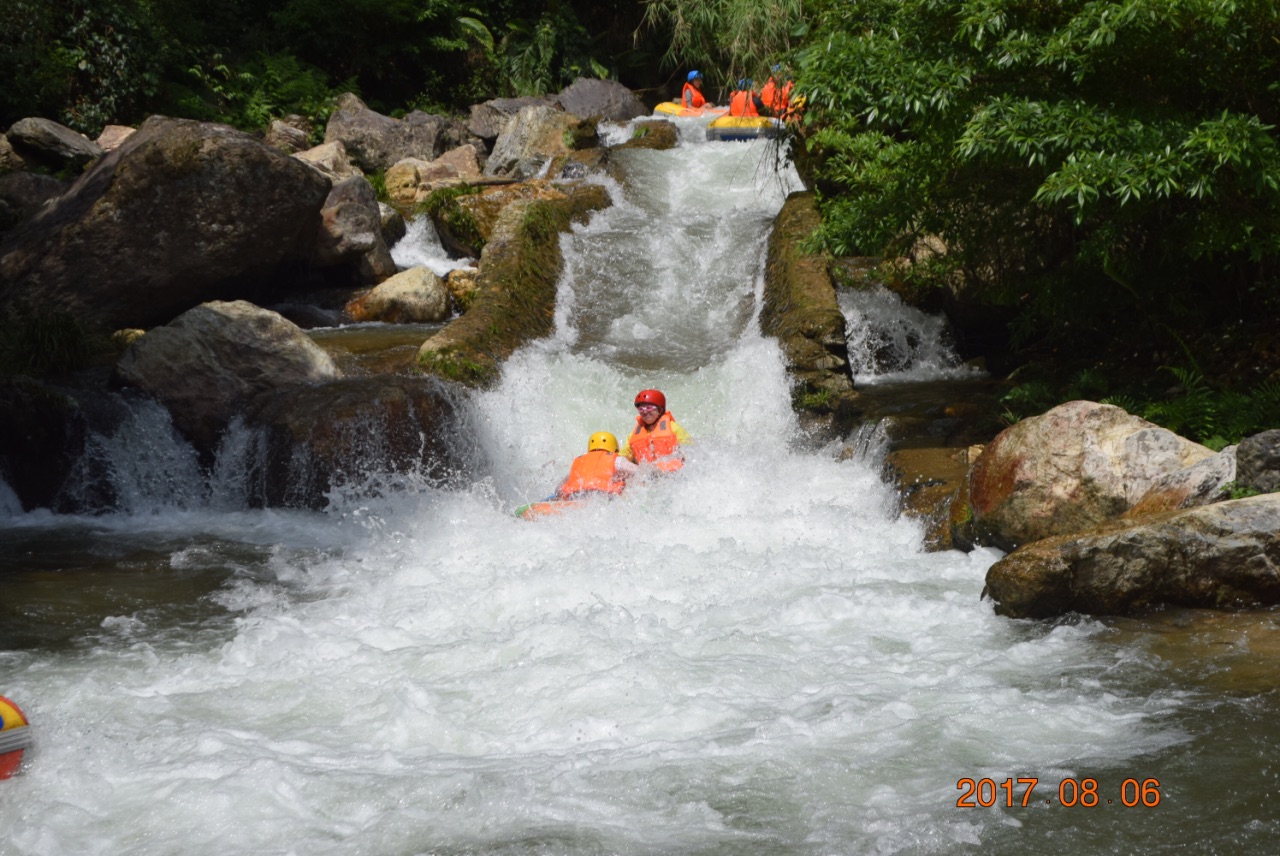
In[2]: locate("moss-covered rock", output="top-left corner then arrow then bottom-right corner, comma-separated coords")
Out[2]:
761,191 -> 859,438
415,183 -> 610,386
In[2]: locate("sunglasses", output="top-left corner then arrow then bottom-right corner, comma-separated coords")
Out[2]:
636,404 -> 660,412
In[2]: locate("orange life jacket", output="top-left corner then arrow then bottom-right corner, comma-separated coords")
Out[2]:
630,412 -> 684,472
761,78 -> 793,115
729,90 -> 760,117
558,450 -> 626,499
681,82 -> 706,110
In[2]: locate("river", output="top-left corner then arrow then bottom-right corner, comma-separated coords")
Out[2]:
2,117 -> 1278,854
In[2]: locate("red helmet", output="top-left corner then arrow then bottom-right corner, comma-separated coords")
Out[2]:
634,389 -> 666,412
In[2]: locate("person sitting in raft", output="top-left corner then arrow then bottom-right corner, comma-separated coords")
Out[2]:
556,432 -> 638,499
761,65 -> 794,117
729,79 -> 767,118
620,389 -> 691,473
681,71 -> 715,110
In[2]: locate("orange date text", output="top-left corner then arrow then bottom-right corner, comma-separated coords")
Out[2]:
955,777 -> 1161,808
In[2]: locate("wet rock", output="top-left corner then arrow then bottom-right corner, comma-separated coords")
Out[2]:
983,494 -> 1280,618
416,185 -> 609,385
613,120 -> 679,151
248,375 -> 478,509
115,301 -> 339,453
0,375 -> 88,511
761,191 -> 859,438
379,203 -> 407,248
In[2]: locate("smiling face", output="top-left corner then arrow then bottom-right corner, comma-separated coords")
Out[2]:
636,403 -> 661,426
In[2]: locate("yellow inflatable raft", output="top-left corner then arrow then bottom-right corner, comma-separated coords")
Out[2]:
0,695 -> 31,780
705,115 -> 786,142
652,102 -> 729,119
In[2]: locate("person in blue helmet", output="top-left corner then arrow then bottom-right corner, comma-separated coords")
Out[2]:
681,70 -> 715,110
729,78 -> 767,117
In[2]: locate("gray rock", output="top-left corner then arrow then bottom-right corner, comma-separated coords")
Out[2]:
324,93 -> 479,173
983,494 -> 1280,618
5,117 -> 104,168
468,96 -> 555,140
1237,429 -> 1280,493
313,176 -> 396,284
483,105 -> 581,179
0,116 -> 331,330
555,78 -> 647,123
115,300 -> 340,452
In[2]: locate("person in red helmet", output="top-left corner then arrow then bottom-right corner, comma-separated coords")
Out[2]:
620,389 -> 691,473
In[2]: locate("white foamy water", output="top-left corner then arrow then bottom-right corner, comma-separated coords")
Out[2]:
0,129 -> 1246,854
390,216 -> 475,277
840,286 -> 983,385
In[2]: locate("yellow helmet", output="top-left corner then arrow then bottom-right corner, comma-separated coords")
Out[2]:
588,431 -> 618,453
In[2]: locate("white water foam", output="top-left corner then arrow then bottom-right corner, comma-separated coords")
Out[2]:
0,136 -> 1192,855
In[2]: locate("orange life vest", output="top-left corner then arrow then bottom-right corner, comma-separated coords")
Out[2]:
630,412 -> 684,472
681,82 -> 706,110
558,450 -> 626,499
729,90 -> 760,117
761,78 -> 793,115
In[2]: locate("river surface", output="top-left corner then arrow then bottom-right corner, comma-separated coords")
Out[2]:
2,118 -> 1279,854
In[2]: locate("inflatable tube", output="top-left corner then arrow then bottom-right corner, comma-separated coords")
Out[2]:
515,499 -> 582,520
705,115 -> 785,142
0,695 -> 31,780
652,102 -> 729,119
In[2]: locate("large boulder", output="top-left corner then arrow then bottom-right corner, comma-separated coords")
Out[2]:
0,135 -> 30,173
555,78 -> 647,123
982,494 -> 1280,618
954,400 -> 1231,551
0,172 -> 67,230
1236,429 -> 1280,494
344,266 -> 451,323
0,116 -> 332,331
312,176 -> 396,284
483,105 -> 590,179
468,96 -> 556,141
324,93 -> 481,173
5,118 -> 104,170
114,301 -> 339,452
247,375 -> 479,509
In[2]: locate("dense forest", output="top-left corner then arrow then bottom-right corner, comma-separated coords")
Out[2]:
3,0 -> 1279,443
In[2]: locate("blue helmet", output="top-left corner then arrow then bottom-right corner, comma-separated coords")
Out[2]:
687,70 -> 702,82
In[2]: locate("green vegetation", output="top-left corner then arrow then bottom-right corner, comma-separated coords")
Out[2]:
797,0 -> 1280,347
1,0 -> 652,135
999,364 -> 1280,448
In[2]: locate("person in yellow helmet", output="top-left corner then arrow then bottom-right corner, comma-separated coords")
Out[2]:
556,431 -> 639,499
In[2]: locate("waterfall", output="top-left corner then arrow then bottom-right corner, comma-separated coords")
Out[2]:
0,127 -> 1257,856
